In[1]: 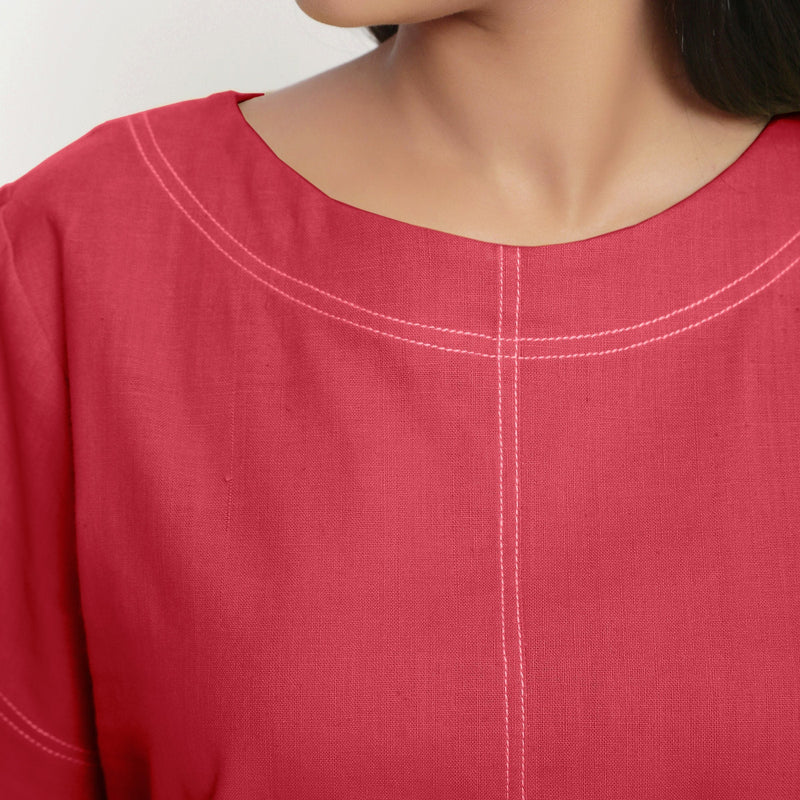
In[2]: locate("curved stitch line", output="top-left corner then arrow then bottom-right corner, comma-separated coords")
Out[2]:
0,708 -> 96,766
139,112 -> 800,343
0,688 -> 96,755
128,117 -> 800,359
515,253 -> 799,359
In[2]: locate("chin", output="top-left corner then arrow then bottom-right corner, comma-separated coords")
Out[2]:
294,0 -> 391,28
294,0 -> 465,29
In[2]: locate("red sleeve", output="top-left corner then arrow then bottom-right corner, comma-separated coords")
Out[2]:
0,189 -> 107,798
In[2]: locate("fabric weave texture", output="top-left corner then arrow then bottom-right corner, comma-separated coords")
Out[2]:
1,89 -> 799,799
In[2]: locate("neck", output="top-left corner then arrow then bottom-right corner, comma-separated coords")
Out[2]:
358,2 -> 766,228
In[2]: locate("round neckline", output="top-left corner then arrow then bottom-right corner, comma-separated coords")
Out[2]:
130,89 -> 799,357
231,89 -> 776,253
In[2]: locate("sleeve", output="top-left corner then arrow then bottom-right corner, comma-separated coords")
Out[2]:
0,191 -> 107,798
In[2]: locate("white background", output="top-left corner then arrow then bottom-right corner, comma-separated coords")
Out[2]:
0,1 -> 375,185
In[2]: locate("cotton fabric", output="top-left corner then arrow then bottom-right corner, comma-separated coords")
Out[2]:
1,89 -> 800,799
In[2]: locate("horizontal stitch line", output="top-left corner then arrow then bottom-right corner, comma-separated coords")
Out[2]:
130,115 -> 799,358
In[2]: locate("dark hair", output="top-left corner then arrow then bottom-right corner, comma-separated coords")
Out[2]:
366,0 -> 800,118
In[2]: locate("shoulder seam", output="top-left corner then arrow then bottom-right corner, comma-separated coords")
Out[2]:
0,201 -> 69,382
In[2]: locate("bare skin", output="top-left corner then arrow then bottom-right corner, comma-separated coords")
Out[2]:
239,2 -> 771,247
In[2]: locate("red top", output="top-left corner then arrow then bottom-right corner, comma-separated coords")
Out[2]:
2,89 -> 800,800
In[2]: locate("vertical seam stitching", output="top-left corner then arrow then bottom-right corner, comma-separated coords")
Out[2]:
497,245 -> 510,799
513,246 -> 527,800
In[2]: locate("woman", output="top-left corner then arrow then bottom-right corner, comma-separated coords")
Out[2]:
1,2 -> 799,798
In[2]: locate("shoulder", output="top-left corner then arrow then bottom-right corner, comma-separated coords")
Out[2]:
0,91 -> 237,329
0,92 -> 229,227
